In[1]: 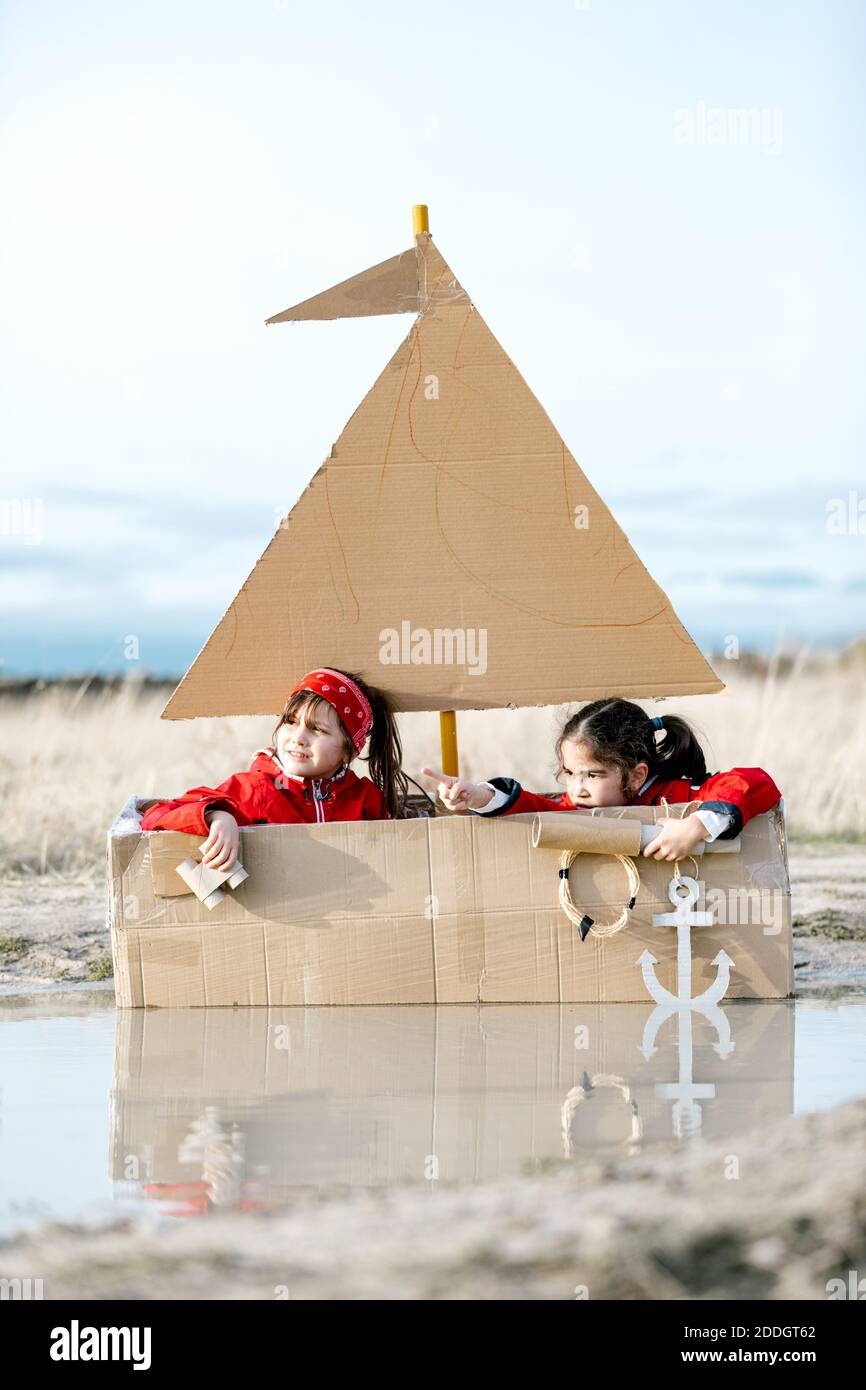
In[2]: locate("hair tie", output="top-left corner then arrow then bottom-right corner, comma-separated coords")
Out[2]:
651,715 -> 664,731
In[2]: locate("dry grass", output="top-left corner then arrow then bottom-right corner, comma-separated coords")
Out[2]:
1,646 -> 864,874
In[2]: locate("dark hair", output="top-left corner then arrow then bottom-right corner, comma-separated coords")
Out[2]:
272,669 -> 409,818
554,698 -> 708,790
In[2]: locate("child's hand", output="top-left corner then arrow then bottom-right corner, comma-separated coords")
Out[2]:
422,767 -> 495,812
201,809 -> 240,870
642,815 -> 710,862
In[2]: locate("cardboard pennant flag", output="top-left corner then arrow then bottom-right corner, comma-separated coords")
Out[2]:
162,231 -> 722,718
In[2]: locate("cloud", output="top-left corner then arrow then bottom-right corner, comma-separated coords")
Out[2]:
609,479 -> 853,526
719,569 -> 822,590
0,548 -> 80,571
39,485 -> 282,543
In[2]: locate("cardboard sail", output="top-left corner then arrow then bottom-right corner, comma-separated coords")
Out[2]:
264,247 -> 424,322
163,232 -> 722,719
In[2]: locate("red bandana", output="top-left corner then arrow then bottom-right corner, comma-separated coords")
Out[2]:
287,669 -> 373,754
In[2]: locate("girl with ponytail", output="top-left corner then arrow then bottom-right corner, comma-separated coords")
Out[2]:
425,697 -> 780,863
141,667 -> 409,869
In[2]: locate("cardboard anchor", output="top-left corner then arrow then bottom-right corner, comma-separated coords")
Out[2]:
643,874 -> 734,1007
641,874 -> 738,1138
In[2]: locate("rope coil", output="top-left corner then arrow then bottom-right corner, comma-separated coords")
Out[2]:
557,848 -> 641,940
556,797 -> 704,941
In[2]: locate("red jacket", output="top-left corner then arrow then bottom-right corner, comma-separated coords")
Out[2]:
139,750 -> 388,837
478,767 -> 780,838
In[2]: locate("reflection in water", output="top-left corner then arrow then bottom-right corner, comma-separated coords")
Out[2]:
561,1075 -> 643,1158
110,1002 -> 794,1218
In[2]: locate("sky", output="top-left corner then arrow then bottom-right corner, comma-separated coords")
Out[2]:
1,0 -> 864,677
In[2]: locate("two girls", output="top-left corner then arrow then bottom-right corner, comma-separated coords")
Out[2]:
143,674 -> 781,871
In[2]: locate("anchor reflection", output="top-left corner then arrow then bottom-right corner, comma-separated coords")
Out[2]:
110,1003 -> 794,1217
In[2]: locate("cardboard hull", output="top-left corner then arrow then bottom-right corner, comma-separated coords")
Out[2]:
107,804 -> 793,1007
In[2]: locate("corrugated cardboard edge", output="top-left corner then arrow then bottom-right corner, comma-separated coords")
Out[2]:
107,827 -> 138,1009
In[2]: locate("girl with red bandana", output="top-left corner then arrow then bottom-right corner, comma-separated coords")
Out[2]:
424,697 -> 780,864
140,668 -> 408,869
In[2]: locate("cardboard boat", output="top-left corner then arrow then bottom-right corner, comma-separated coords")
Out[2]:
107,206 -> 792,1007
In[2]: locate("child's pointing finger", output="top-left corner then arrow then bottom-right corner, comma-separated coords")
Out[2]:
422,766 -> 456,786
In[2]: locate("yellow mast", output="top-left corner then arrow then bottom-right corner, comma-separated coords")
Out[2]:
412,202 -> 459,777
411,202 -> 429,239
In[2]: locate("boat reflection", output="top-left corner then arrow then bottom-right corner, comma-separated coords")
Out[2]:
110,1002 -> 793,1217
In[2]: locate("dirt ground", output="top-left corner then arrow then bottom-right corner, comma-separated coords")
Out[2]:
1,842 -> 864,993
1,1090 -> 864,1300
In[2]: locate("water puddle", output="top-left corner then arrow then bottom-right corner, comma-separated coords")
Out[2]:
1,995 -> 864,1236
